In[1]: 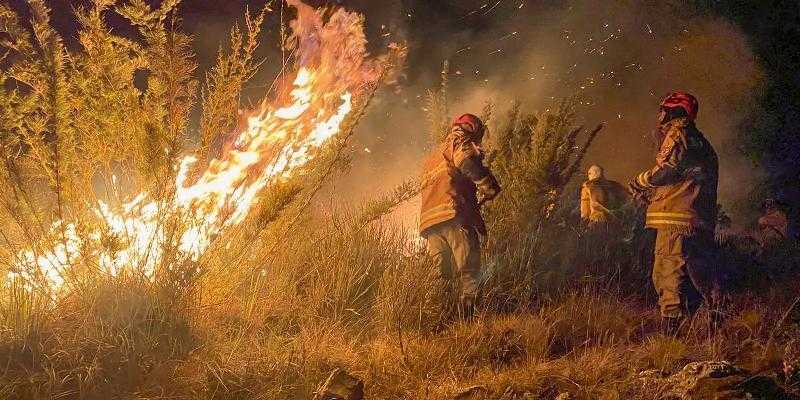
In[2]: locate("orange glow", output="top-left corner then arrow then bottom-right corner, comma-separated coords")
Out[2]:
9,1 -> 390,291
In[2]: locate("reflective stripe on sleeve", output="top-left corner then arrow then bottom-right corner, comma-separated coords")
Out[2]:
647,212 -> 694,219
420,161 -> 450,186
636,172 -> 654,189
645,219 -> 693,227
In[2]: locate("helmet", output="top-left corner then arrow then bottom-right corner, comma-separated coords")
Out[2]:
660,91 -> 699,120
453,113 -> 485,136
587,165 -> 604,181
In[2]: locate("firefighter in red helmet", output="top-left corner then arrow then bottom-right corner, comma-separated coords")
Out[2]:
629,92 -> 720,334
419,113 -> 501,320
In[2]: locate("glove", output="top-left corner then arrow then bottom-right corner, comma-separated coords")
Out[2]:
628,179 -> 650,205
477,174 -> 501,202
628,179 -> 647,195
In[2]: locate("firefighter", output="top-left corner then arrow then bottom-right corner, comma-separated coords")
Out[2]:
758,198 -> 789,249
578,165 -> 630,276
580,165 -> 629,227
628,91 -> 720,334
419,113 -> 501,319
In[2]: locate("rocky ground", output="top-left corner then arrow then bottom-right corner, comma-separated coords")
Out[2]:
317,354 -> 800,399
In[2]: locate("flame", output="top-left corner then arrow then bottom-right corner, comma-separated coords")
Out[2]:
8,1 -> 390,291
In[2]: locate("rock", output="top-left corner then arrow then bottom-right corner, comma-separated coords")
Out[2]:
314,368 -> 364,400
673,361 -> 748,398
639,361 -> 796,400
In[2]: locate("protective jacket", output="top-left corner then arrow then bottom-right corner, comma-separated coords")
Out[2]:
634,117 -> 718,233
580,178 -> 628,224
419,127 -> 500,236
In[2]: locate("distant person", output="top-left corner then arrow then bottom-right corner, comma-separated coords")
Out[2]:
758,198 -> 789,249
418,113 -> 501,320
580,165 -> 629,227
578,164 -> 631,280
629,91 -> 720,334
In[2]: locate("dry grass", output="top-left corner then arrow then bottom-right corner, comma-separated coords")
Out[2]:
3,221 -> 800,399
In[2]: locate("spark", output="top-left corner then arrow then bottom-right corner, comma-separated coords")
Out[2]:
482,0 -> 503,16
600,34 -> 615,43
499,31 -> 519,41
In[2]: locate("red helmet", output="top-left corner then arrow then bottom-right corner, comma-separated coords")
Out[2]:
660,91 -> 699,120
453,113 -> 484,135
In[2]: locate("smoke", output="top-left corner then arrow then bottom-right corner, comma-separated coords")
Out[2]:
171,0 -> 765,226
334,0 -> 765,226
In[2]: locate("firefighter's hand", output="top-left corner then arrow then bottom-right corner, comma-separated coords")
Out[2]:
477,174 -> 501,202
628,179 -> 646,195
628,179 -> 649,204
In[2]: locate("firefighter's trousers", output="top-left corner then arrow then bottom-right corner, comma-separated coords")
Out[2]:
424,220 -> 481,303
652,230 -> 718,318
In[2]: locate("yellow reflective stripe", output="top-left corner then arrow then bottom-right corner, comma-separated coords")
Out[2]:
421,209 -> 456,221
636,173 -> 647,186
421,203 -> 454,216
420,210 -> 456,227
647,212 -> 693,219
636,172 -> 654,188
646,219 -> 693,227
420,161 -> 450,185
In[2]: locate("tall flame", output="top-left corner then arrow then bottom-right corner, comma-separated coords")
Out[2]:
9,1 -> 389,290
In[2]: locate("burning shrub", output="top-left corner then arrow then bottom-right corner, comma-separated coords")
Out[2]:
483,99 -> 601,235
476,99 -> 613,307
0,0 -> 400,296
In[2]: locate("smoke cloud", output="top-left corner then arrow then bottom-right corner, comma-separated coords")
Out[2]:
168,0 -> 764,226
4,1 -> 768,233
333,0 -> 765,226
